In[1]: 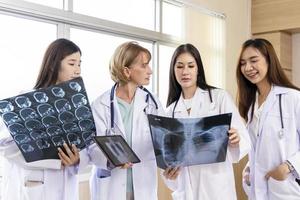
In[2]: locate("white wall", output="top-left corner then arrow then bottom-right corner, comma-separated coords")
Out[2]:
292,33 -> 300,87
184,0 -> 251,97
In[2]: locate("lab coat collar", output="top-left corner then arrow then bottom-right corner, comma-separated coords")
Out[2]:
173,87 -> 207,114
257,85 -> 288,135
99,86 -> 149,137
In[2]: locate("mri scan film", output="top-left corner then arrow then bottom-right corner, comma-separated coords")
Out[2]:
0,77 -> 96,162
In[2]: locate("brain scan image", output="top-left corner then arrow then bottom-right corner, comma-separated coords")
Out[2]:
71,93 -> 87,108
20,108 -> 39,121
75,106 -> 92,120
14,134 -> 31,144
58,111 -> 75,123
46,126 -> 63,136
15,96 -> 32,108
36,139 -> 51,149
42,116 -> 59,127
67,133 -> 81,145
37,103 -> 55,117
82,131 -> 95,145
2,112 -> 22,125
69,81 -> 82,92
63,122 -> 80,133
20,144 -> 35,153
79,119 -> 94,131
33,92 -> 49,103
8,123 -> 29,135
25,119 -> 43,131
54,99 -> 72,113
30,130 -> 49,140
0,100 -> 14,114
51,87 -> 65,98
52,136 -> 66,146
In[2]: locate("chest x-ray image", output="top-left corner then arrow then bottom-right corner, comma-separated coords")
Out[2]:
94,135 -> 141,167
0,77 -> 96,162
147,113 -> 232,169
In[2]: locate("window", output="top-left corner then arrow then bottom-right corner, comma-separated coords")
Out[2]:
162,1 -> 183,37
158,44 -> 176,108
0,14 -> 57,99
73,0 -> 156,31
24,0 -> 64,9
70,28 -> 153,101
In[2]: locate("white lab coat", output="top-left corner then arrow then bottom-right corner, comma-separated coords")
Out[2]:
0,120 -> 79,200
243,86 -> 300,200
80,87 -> 165,200
164,87 -> 251,200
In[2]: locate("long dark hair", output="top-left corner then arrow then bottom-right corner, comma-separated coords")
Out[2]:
236,38 -> 299,122
167,43 -> 215,107
34,38 -> 81,89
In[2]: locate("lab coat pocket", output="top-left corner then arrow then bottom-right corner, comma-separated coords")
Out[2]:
268,176 -> 300,199
23,182 -> 44,200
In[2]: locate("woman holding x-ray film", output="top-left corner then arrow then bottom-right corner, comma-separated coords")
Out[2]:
162,43 -> 251,200
0,38 -> 82,200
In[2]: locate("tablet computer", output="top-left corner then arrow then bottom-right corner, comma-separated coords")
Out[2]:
93,135 -> 141,167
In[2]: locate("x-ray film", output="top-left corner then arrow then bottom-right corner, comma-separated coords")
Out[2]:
147,113 -> 232,169
93,135 -> 141,167
0,77 -> 96,162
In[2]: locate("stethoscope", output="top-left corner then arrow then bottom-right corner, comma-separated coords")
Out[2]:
256,94 -> 284,139
109,82 -> 158,133
278,94 -> 284,139
97,83 -> 158,178
171,91 -> 213,118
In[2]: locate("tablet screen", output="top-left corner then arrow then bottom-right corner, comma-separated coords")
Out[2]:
93,135 -> 141,166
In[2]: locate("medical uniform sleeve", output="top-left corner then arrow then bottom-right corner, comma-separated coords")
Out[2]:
219,91 -> 251,163
85,101 -> 111,170
287,93 -> 300,178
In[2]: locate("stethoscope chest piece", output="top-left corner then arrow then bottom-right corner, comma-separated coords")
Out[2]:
278,129 -> 284,139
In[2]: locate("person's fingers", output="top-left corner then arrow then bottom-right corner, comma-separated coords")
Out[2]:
58,152 -> 68,166
72,144 -> 79,158
58,147 -> 71,164
120,162 -> 133,169
265,171 -> 271,180
228,128 -> 236,134
63,143 -> 75,159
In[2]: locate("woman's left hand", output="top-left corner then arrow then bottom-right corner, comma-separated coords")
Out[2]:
58,143 -> 80,167
228,128 -> 240,148
265,162 -> 290,181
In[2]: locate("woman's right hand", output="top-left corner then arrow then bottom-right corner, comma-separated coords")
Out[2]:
163,167 -> 181,180
243,166 -> 251,186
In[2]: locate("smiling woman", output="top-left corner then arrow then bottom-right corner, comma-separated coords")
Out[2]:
0,38 -> 84,200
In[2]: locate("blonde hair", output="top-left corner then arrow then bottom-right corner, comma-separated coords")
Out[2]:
109,41 -> 151,84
